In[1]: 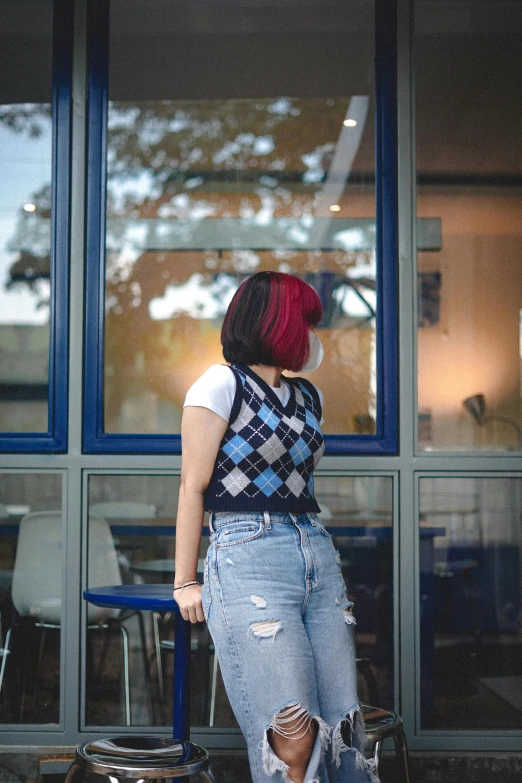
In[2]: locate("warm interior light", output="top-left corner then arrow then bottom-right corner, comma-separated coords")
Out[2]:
343,119 -> 357,127
329,204 -> 342,212
23,203 -> 36,212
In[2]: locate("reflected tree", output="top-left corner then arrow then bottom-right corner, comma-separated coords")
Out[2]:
5,98 -> 376,432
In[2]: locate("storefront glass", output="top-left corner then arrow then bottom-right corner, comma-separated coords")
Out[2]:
419,476 -> 522,730
0,471 -> 63,725
0,2 -> 54,433
102,0 -> 377,437
85,473 -> 393,727
416,1 -> 522,452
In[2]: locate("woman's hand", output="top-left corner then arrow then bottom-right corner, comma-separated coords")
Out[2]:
174,583 -> 205,624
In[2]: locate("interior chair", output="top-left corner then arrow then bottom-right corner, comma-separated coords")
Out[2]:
89,502 -> 158,582
89,501 -> 159,718
0,503 -> 13,600
0,512 -> 136,724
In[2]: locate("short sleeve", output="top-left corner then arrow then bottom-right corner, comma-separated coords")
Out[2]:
183,365 -> 236,422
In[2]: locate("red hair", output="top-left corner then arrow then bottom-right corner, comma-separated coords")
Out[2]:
221,272 -> 322,371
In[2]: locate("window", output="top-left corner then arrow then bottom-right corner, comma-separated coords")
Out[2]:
0,471 -> 64,725
83,472 -> 394,727
419,476 -> 522,730
84,0 -> 397,453
416,0 -> 522,453
0,0 -> 70,452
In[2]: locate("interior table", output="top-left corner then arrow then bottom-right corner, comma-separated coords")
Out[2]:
84,584 -> 191,739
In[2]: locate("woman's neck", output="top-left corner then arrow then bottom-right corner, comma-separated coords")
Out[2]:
247,364 -> 283,388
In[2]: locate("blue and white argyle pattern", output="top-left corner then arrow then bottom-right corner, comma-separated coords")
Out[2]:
204,365 -> 324,512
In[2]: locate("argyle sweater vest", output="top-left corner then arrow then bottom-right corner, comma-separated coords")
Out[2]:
204,364 -> 325,512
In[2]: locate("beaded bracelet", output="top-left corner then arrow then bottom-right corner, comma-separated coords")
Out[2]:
173,581 -> 199,593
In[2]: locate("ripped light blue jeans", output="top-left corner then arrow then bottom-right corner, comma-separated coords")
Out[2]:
202,511 -> 379,783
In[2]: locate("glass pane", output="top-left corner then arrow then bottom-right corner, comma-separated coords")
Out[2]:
85,473 -> 392,728
416,1 -> 522,452
85,474 -> 182,727
315,475 -> 394,711
0,2 -> 54,433
104,0 -> 376,436
0,472 -> 63,724
419,477 -> 522,729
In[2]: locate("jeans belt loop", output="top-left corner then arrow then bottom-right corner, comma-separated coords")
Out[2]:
209,511 -> 215,533
263,511 -> 272,530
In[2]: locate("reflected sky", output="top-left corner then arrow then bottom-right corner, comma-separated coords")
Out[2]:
0,113 -> 52,325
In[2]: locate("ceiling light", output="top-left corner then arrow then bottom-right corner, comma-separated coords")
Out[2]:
329,204 -> 342,212
343,119 -> 357,127
23,203 -> 36,212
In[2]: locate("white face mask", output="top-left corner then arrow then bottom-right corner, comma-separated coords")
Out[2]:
300,330 -> 324,373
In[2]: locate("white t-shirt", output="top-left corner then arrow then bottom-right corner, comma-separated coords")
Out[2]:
184,364 -> 323,424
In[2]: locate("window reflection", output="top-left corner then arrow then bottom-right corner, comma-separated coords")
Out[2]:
416,1 -> 522,452
0,471 -> 62,725
420,477 -> 522,730
0,3 -> 53,433
104,1 -> 377,436
85,473 -> 393,727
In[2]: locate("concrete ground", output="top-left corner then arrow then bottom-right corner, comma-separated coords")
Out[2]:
1,748 -> 522,783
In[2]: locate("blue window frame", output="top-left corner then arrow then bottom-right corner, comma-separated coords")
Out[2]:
0,0 -> 72,453
84,0 -> 397,455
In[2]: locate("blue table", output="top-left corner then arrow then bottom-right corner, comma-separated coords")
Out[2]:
83,584 -> 191,739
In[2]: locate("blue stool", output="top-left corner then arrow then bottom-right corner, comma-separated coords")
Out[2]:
84,585 -> 191,739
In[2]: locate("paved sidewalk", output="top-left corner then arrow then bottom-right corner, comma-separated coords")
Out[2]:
2,748 -> 522,783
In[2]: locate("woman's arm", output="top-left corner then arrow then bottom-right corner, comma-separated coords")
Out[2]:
174,405 -> 228,623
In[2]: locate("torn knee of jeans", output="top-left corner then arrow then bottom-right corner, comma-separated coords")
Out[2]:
250,594 -> 267,608
260,702 -> 331,782
248,619 -> 282,639
331,706 -> 379,781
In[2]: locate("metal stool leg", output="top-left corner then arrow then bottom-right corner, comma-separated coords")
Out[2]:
0,627 -> 12,696
209,648 -> 219,727
393,723 -> 411,783
119,625 -> 131,726
137,611 -> 156,723
372,738 -> 383,779
199,768 -> 216,782
152,611 -> 165,701
64,762 -> 80,783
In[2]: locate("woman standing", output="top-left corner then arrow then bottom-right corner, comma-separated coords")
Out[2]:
173,271 -> 378,783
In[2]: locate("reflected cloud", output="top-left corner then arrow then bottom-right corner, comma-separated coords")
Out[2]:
149,272 -> 237,320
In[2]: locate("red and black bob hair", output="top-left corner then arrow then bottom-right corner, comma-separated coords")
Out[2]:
221,272 -> 322,372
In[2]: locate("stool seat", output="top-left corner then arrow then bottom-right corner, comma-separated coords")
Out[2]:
361,705 -> 410,782
67,736 -> 214,781
362,704 -> 402,734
